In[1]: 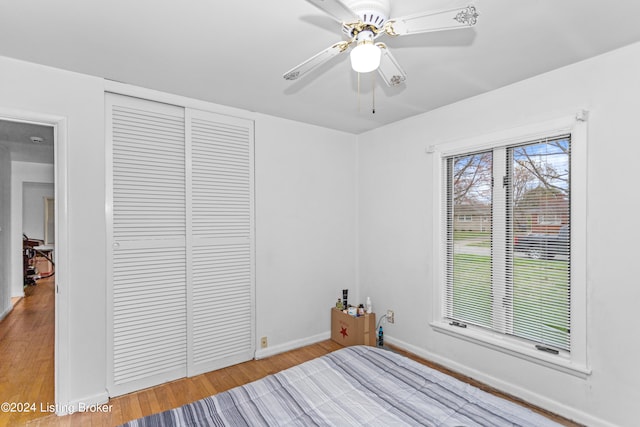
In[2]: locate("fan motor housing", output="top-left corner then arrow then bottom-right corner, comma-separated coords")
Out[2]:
344,0 -> 390,32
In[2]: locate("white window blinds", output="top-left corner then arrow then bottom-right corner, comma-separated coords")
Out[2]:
444,135 -> 571,352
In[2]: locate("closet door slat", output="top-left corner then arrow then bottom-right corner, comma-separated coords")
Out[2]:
107,96 -> 255,395
107,95 -> 187,396
187,109 -> 255,376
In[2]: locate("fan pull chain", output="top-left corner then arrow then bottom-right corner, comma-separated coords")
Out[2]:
372,73 -> 376,114
357,72 -> 361,113
356,73 -> 376,114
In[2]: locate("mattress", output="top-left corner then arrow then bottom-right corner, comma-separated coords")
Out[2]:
122,345 -> 562,426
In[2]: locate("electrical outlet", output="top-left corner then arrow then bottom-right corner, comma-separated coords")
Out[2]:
260,337 -> 268,348
387,310 -> 394,324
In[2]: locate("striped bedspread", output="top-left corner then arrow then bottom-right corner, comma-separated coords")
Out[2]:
122,345 -> 561,426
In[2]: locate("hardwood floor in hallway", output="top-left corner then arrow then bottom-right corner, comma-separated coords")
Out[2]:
0,276 -> 55,426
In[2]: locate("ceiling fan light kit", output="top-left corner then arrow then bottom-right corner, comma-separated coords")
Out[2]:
284,0 -> 479,100
350,31 -> 381,73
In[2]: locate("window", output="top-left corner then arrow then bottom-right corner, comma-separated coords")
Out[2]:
445,136 -> 570,349
432,115 -> 589,376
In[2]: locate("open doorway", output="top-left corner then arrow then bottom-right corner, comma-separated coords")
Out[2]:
0,120 -> 55,298
0,118 -> 56,423
22,182 -> 55,291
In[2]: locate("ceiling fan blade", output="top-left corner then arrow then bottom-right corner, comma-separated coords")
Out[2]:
385,5 -> 478,36
375,43 -> 407,87
305,0 -> 358,23
283,41 -> 351,81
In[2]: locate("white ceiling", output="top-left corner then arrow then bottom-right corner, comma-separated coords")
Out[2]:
2,0 -> 640,134
0,120 -> 54,164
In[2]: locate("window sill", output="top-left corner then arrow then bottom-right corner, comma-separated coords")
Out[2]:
430,320 -> 591,378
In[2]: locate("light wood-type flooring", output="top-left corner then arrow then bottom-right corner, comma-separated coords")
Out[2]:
0,277 -> 581,426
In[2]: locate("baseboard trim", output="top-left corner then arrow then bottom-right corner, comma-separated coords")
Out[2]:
0,304 -> 13,322
254,331 -> 330,360
55,391 -> 110,416
385,335 -> 613,427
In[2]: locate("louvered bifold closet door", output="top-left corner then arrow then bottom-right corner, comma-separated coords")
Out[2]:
186,109 -> 255,376
106,94 -> 187,396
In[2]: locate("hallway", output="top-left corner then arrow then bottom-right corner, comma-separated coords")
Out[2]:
0,277 -> 54,425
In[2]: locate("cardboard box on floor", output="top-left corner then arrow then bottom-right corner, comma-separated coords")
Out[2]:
330,308 -> 376,347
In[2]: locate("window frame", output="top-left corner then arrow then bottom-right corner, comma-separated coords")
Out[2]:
430,114 -> 590,377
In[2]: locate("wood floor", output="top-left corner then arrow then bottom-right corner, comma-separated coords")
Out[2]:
0,277 -> 55,427
0,277 -> 582,426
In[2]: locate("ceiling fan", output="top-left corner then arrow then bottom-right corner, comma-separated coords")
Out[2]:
283,0 -> 479,87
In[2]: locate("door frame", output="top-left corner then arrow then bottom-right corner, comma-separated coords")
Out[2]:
0,108 -> 69,411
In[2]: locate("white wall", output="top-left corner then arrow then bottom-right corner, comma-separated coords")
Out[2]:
0,146 -> 11,320
0,58 -> 107,407
22,182 -> 54,241
0,55 -> 358,409
254,115 -> 356,357
357,42 -> 640,426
